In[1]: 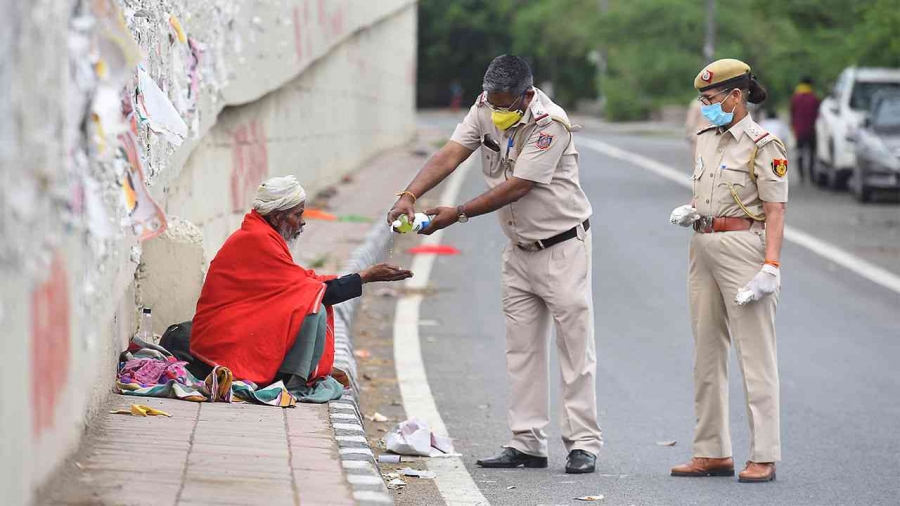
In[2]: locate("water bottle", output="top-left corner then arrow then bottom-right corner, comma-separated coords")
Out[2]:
391,213 -> 433,234
137,307 -> 153,341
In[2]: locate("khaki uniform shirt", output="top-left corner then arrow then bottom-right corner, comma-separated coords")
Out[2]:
450,88 -> 592,243
692,113 -> 789,219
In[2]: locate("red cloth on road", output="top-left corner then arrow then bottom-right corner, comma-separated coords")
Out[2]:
190,210 -> 336,385
790,88 -> 820,140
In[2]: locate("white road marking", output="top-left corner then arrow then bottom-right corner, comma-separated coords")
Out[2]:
578,137 -> 900,296
393,155 -> 490,506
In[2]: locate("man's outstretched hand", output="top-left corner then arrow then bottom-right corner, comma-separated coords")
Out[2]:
387,197 -> 416,225
360,263 -> 413,283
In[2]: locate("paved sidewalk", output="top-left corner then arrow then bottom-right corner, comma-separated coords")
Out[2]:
41,130 -> 442,506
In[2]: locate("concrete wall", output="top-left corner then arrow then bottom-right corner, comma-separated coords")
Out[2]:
0,1 -> 416,504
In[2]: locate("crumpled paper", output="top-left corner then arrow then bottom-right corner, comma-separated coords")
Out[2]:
384,418 -> 455,457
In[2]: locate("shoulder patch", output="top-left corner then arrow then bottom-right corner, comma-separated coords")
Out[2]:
535,131 -> 554,150
772,158 -> 788,177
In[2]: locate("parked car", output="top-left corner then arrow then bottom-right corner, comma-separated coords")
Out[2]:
848,92 -> 900,202
814,67 -> 900,189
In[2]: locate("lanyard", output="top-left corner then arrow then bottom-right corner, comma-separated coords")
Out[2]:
504,133 -> 515,160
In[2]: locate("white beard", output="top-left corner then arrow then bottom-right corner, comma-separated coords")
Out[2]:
278,223 -> 301,250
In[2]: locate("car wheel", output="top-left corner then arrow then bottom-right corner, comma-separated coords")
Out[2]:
851,164 -> 872,203
832,170 -> 851,191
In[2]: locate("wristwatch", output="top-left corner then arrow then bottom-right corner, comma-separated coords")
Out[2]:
456,205 -> 469,223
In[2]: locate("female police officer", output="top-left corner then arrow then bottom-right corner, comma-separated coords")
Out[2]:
668,59 -> 788,483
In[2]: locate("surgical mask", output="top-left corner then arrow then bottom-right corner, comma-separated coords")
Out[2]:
700,91 -> 736,126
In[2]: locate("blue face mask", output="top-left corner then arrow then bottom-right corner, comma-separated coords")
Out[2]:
700,94 -> 735,126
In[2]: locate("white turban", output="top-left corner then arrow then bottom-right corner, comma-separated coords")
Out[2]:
252,176 -> 307,216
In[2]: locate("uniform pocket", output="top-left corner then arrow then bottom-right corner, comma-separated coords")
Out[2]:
716,167 -> 749,204
482,149 -> 500,176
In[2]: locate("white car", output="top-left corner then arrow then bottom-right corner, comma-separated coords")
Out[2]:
814,67 -> 900,188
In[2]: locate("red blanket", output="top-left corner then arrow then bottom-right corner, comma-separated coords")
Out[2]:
190,210 -> 336,384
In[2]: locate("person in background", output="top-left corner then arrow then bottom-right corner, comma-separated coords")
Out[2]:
685,99 -> 710,156
760,109 -> 791,146
790,76 -> 820,183
449,80 -> 464,112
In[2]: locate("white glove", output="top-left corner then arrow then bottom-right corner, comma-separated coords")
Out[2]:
735,264 -> 781,305
669,205 -> 700,227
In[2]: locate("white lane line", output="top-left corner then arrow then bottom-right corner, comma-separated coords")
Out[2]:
578,137 -> 900,296
393,155 -> 490,506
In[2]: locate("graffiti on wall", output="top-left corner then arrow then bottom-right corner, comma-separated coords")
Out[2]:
31,253 -> 70,436
230,120 -> 269,212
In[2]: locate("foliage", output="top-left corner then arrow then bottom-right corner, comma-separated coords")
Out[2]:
416,0 -> 900,120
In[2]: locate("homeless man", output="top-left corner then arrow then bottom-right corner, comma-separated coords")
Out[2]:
188,175 -> 412,399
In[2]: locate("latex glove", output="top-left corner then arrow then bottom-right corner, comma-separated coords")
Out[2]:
669,205 -> 700,227
735,264 -> 781,305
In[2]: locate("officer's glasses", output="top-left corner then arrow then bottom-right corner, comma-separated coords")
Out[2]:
486,92 -> 526,113
697,88 -> 732,106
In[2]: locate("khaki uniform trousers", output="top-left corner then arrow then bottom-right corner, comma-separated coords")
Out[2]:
689,228 -> 781,463
501,228 -> 603,457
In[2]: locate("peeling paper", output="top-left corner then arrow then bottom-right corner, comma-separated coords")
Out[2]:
119,131 -> 167,241
136,66 -> 188,145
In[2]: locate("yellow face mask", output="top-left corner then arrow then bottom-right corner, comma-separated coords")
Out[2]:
488,92 -> 527,130
491,109 -> 524,131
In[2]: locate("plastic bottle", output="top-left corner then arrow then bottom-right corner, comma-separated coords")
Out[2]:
391,213 -> 433,234
137,307 -> 153,341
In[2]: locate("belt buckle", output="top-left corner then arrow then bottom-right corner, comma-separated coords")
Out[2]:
518,241 -> 543,252
694,216 -> 714,233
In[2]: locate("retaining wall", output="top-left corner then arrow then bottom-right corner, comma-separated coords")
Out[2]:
0,1 -> 417,504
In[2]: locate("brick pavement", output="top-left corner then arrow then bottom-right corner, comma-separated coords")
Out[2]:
41,128 -> 444,506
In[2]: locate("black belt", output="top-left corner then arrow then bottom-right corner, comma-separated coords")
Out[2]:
517,219 -> 590,251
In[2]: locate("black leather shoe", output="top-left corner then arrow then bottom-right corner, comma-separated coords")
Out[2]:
476,447 -> 548,468
565,449 -> 597,474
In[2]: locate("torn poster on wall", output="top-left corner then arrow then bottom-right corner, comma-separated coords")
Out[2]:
135,65 -> 188,146
119,129 -> 167,241
90,0 -> 143,152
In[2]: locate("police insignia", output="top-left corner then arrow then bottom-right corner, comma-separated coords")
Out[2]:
701,69 -> 713,83
772,158 -> 788,177
535,132 -> 553,150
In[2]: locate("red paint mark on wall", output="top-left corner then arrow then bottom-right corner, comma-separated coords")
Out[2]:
231,120 -> 269,212
293,6 -> 303,60
31,253 -> 70,437
329,6 -> 345,39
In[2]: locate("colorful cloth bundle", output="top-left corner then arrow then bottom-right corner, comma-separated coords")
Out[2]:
116,337 -> 297,407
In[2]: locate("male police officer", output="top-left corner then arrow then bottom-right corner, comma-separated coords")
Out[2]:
387,55 -> 602,474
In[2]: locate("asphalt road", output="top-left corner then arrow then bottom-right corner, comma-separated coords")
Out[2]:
410,113 -> 900,506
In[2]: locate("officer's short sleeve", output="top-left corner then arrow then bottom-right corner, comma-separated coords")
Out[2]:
755,139 -> 789,203
449,104 -> 482,151
513,122 -> 569,185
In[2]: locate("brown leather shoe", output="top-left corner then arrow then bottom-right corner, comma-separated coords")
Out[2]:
739,461 -> 776,483
670,457 -> 735,477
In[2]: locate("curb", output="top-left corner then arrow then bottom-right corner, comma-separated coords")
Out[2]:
330,223 -> 394,505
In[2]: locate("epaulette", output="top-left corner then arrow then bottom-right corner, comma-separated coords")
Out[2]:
530,98 -> 554,128
696,125 -> 717,135
475,92 -> 487,107
528,97 -> 576,132
746,121 -> 782,149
